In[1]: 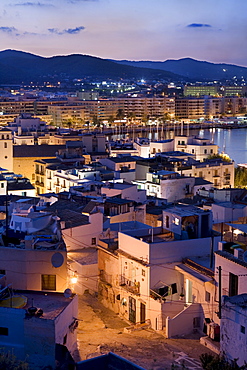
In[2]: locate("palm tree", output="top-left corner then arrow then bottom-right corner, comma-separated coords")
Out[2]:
116,108 -> 125,120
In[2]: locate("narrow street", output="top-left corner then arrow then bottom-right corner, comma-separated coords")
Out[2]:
73,293 -> 214,369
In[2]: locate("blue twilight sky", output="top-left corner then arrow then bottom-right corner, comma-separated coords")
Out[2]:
0,0 -> 247,65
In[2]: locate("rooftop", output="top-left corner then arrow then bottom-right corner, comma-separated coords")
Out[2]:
68,248 -> 98,265
0,290 -> 76,320
13,144 -> 66,158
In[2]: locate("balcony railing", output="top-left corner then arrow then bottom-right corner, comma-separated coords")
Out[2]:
119,275 -> 140,295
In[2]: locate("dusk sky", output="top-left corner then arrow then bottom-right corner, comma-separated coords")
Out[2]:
0,0 -> 247,66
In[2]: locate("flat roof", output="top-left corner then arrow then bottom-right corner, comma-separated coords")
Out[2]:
68,248 -> 98,265
2,290 -> 76,320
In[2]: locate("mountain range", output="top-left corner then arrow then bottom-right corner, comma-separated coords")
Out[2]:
113,58 -> 247,81
0,49 -> 180,84
1,49 -> 247,85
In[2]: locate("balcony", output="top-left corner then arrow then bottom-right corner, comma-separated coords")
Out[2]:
119,275 -> 140,295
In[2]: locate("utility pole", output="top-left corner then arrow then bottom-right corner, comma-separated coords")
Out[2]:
218,265 -> 222,319
5,181 -> 8,245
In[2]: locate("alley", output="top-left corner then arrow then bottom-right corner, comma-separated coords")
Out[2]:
74,293 -> 213,369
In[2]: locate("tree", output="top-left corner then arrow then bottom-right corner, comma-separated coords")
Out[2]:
0,351 -> 29,369
200,353 -> 247,370
206,153 -> 232,163
116,108 -> 125,120
235,166 -> 247,188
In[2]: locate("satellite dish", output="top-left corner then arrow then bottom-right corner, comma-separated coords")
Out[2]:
64,288 -> 73,298
51,252 -> 64,268
243,250 -> 247,263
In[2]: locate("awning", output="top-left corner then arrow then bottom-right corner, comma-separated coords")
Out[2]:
175,264 -> 213,284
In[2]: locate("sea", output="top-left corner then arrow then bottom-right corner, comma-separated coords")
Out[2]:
110,126 -> 247,166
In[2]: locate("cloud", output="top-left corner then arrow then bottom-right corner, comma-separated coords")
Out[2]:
48,26 -> 85,35
187,23 -> 212,28
13,2 -> 54,7
0,26 -> 19,35
67,0 -> 98,2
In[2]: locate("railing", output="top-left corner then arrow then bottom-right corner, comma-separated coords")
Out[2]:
119,275 -> 140,295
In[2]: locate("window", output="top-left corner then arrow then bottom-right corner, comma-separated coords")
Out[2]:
0,269 -> 5,275
41,274 -> 56,290
91,237 -> 96,245
4,143 -> 7,149
1,183 -> 4,188
229,272 -> 238,297
210,149 -> 213,154
205,291 -> 210,302
241,325 -> 245,334
204,149 -> 207,154
171,283 -> 177,294
142,269 -> 145,277
192,149 -> 194,153
0,327 -> 8,336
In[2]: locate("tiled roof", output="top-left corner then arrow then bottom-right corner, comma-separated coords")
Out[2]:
215,250 -> 247,269
13,144 -> 66,158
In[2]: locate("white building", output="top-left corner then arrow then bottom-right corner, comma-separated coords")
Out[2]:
0,289 -> 78,369
174,135 -> 218,162
134,170 -> 195,203
133,138 -> 150,158
98,205 -> 220,336
0,127 -> 13,172
149,139 -> 174,157
181,160 -> 235,189
101,181 -> 146,203
221,294 -> 247,366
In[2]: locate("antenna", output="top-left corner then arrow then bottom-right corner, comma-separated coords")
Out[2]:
51,252 -> 64,268
64,288 -> 72,298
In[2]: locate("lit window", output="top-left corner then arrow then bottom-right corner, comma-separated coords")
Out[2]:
41,274 -> 56,290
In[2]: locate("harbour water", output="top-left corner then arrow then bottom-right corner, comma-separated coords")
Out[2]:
190,127 -> 247,166
110,126 -> 247,165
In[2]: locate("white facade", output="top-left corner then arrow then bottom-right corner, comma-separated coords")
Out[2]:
221,294 -> 247,366
13,134 -> 35,145
174,135 -> 218,162
62,212 -> 103,251
0,128 -> 13,171
133,138 -> 150,158
149,139 -> 174,157
0,246 -> 67,292
136,170 -> 195,202
101,182 -> 146,203
0,292 -> 78,369
182,161 -> 235,189
211,202 -> 247,224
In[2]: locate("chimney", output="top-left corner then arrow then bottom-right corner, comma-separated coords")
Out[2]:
234,248 -> 244,260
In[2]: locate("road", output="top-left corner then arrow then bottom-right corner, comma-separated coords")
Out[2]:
73,293 -> 214,370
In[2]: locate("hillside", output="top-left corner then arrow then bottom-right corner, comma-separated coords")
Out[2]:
0,50 -> 181,84
113,58 -> 247,80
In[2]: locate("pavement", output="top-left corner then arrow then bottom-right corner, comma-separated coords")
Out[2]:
73,293 -> 214,369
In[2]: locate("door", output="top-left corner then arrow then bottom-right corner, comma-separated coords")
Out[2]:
129,296 -> 136,323
185,279 -> 193,304
140,302 -> 146,324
